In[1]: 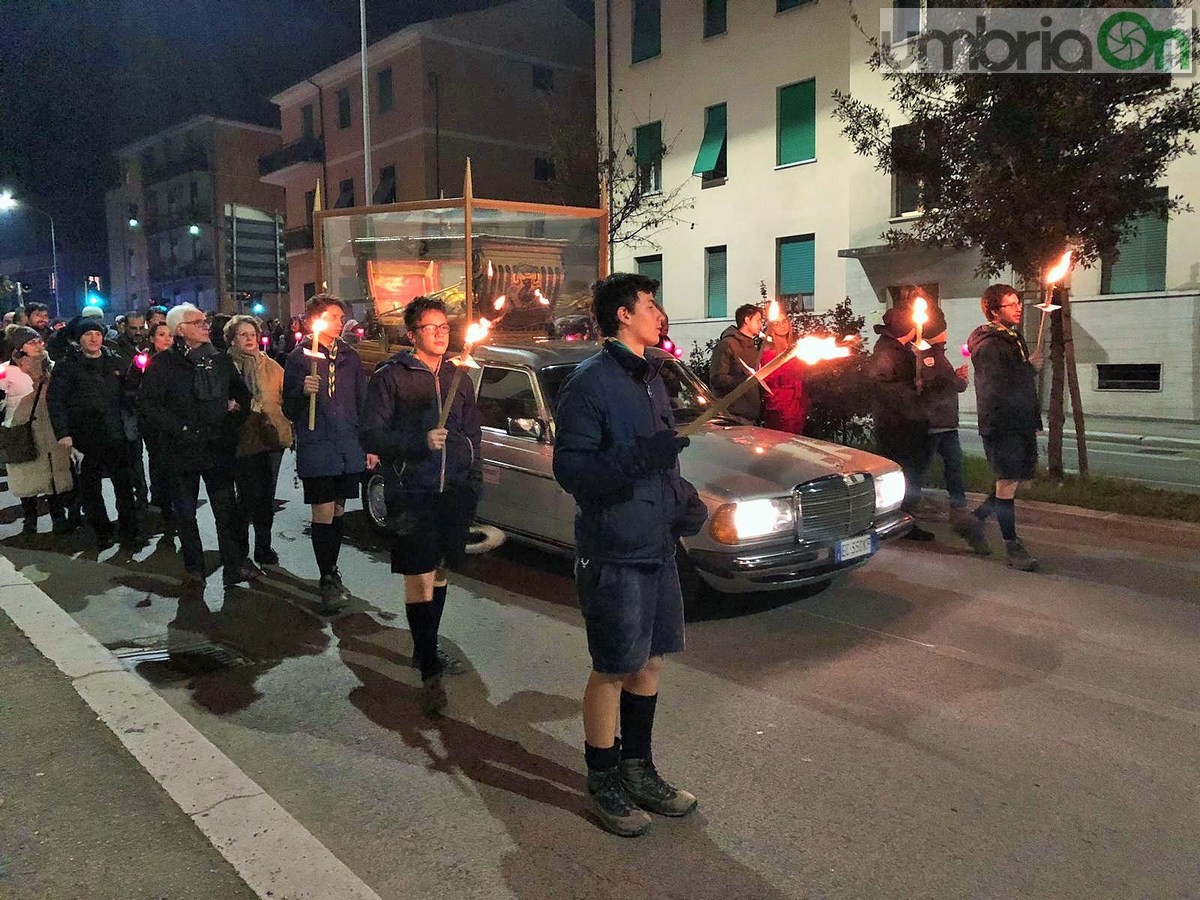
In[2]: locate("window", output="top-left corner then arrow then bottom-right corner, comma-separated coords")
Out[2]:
478,367 -> 540,432
633,121 -> 663,194
190,180 -> 199,204
704,0 -> 727,37
373,165 -> 397,204
693,102 -> 727,184
1101,188 -> 1168,294
335,178 -> 355,209
891,123 -> 940,216
304,282 -> 317,300
532,64 -> 555,91
377,68 -> 393,114
705,246 -> 727,318
636,255 -> 663,305
533,158 -> 557,182
892,0 -> 922,41
778,235 -> 815,311
301,104 -> 315,139
887,283 -> 940,307
127,248 -> 136,279
778,79 -> 816,165
1096,363 -> 1162,392
337,87 -> 352,129
632,0 -> 661,63
305,189 -> 316,230
777,0 -> 813,11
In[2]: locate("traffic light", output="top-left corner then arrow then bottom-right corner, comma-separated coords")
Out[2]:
85,275 -> 105,307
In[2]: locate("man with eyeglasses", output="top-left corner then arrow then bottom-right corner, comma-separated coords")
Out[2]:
958,284 -> 1043,571
138,302 -> 256,587
360,295 -> 482,718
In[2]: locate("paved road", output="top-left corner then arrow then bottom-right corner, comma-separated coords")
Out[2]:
1,455 -> 1198,899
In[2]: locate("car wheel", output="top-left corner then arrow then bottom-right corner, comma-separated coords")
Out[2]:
363,472 -> 392,534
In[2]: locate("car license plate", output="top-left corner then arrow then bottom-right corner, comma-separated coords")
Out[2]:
835,533 -> 876,563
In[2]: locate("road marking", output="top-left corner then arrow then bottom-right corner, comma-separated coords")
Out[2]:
0,556 -> 383,900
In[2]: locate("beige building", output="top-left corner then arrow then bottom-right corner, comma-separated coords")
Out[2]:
598,0 -> 1200,421
261,0 -> 595,313
107,115 -> 286,316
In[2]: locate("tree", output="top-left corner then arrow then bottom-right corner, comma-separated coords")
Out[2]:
832,3 -> 1200,478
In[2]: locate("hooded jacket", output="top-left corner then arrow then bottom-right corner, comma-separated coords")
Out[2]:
282,338 -> 367,479
967,321 -> 1042,436
708,325 -> 762,422
359,349 -> 481,495
917,342 -> 968,430
867,332 -> 926,431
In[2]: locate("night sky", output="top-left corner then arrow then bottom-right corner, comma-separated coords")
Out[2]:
0,0 -> 591,267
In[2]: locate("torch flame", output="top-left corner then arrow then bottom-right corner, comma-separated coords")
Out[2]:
464,319 -> 491,347
534,288 -> 550,306
493,295 -> 507,311
767,299 -> 782,322
311,318 -> 327,334
487,261 -> 494,278
793,335 -> 852,366
911,295 -> 929,327
1045,249 -> 1073,286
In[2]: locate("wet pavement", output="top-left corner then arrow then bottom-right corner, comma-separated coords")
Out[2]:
1,453 -> 1199,899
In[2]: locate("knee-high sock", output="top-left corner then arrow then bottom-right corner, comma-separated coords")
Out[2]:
330,514 -> 344,570
995,498 -> 1017,540
310,522 -> 338,577
405,601 -> 439,679
431,583 -> 448,633
619,690 -> 658,761
973,492 -> 997,521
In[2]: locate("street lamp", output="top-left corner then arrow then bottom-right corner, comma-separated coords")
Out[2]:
0,190 -> 61,318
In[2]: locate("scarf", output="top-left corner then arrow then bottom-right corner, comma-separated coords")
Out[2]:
228,344 -> 262,402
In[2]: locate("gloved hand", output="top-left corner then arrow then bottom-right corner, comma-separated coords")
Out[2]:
636,429 -> 690,471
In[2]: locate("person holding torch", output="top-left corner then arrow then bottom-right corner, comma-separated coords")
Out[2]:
359,296 -> 483,719
283,294 -> 375,614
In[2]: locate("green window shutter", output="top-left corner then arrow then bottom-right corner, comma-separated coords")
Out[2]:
706,246 -> 727,318
777,79 -> 816,166
637,255 -> 664,306
634,121 -> 662,164
632,0 -> 661,63
778,235 -> 815,294
692,103 -> 728,176
1105,210 -> 1168,294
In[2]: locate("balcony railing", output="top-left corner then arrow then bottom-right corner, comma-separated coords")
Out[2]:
142,148 -> 210,185
259,136 -> 325,177
142,204 -> 214,234
148,254 -> 214,283
284,226 -> 314,253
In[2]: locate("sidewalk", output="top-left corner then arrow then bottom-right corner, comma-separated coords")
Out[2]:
0,609 -> 258,900
959,413 -> 1200,452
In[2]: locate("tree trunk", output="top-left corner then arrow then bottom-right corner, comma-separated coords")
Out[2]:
1059,288 -> 1089,477
1047,305 -> 1066,481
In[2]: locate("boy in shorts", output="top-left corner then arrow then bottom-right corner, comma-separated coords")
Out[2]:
359,296 -> 482,717
553,273 -> 708,837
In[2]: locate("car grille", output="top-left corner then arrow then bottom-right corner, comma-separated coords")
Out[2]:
795,474 -> 874,542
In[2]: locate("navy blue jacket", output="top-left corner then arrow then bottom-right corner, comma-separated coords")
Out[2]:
282,339 -> 367,479
553,342 -> 705,567
968,322 -> 1042,437
359,350 -> 481,494
917,342 -> 969,430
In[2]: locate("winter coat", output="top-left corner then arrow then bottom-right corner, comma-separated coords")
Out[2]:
553,342 -> 708,567
967,322 -> 1042,437
760,343 -> 808,435
281,338 -> 367,479
230,352 -> 293,457
3,364 -> 73,498
708,326 -> 762,422
106,333 -> 141,366
867,333 -> 927,432
46,345 -> 129,454
360,350 -> 482,496
916,342 -> 968,430
137,341 -> 251,474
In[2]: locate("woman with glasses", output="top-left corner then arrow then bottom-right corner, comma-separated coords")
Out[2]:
282,294 -> 375,613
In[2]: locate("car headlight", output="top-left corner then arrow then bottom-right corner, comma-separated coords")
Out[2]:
874,470 -> 906,514
709,497 -> 794,545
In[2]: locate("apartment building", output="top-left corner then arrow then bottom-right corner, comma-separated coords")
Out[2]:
261,0 -> 595,313
598,0 -> 1200,421
107,116 -> 286,315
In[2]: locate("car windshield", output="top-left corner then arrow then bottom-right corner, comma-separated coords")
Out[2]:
539,359 -> 719,425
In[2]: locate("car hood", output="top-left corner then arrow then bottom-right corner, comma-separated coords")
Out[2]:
679,424 -> 897,504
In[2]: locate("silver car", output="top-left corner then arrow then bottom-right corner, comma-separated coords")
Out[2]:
365,341 -> 912,594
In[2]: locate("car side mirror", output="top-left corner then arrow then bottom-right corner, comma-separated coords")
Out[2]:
507,417 -> 547,441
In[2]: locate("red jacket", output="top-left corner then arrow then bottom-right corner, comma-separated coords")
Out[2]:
760,344 -> 809,435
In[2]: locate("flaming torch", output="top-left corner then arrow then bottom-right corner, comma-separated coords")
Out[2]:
911,294 -> 930,351
1036,249 -> 1072,353
304,318 -> 327,431
435,319 -> 492,429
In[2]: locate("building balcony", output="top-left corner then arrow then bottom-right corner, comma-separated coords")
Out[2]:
142,148 -> 210,186
148,255 -> 215,283
259,137 -> 324,186
284,226 -> 314,253
142,204 -> 214,234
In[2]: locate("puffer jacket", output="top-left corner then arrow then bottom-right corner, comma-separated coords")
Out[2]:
708,325 -> 762,422
553,342 -> 707,567
359,349 -> 481,494
137,341 -> 251,474
282,338 -> 367,478
967,322 -> 1042,436
46,344 -> 128,453
917,342 -> 968,430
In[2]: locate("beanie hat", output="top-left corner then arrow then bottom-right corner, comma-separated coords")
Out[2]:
76,318 -> 108,338
874,307 -> 914,339
8,326 -> 42,354
81,305 -> 105,319
926,306 -> 948,339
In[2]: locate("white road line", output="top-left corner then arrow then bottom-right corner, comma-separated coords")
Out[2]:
0,555 -> 383,900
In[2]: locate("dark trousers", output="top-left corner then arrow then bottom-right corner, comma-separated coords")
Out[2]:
234,449 -> 283,556
922,430 -> 966,507
127,437 -> 148,507
79,446 -> 137,533
877,423 -> 928,513
20,494 -> 67,524
145,435 -> 173,512
172,464 -> 246,575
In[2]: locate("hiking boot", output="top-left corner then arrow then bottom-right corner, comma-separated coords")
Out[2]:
330,567 -> 352,600
1005,538 -> 1039,572
419,674 -> 448,718
253,546 -> 280,566
317,575 -> 345,614
952,516 -> 992,556
619,758 -> 698,817
223,564 -> 260,588
902,523 -> 936,542
410,645 -> 467,677
586,766 -> 652,837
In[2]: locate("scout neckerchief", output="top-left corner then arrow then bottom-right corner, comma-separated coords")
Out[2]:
326,339 -> 338,398
987,321 -> 1030,364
